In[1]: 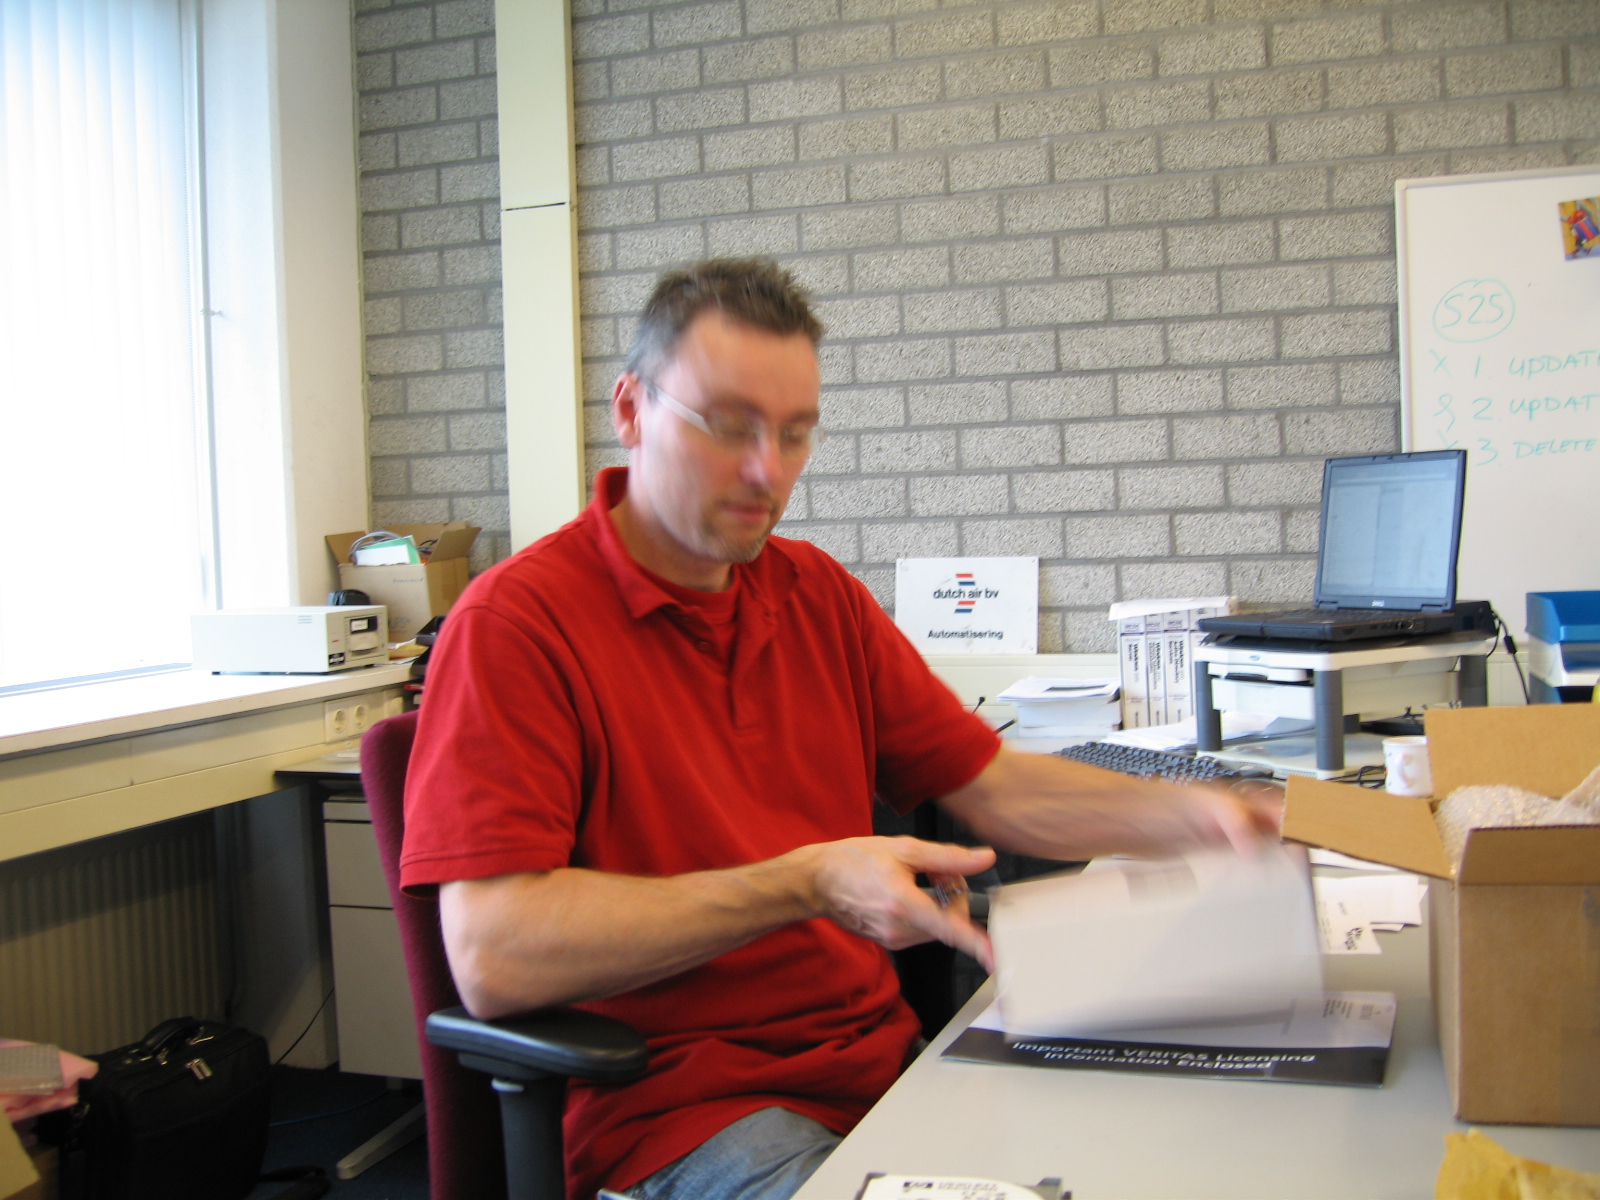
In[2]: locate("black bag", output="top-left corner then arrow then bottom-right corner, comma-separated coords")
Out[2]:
59,1016 -> 270,1200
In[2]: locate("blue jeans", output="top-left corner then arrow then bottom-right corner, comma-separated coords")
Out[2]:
598,1106 -> 841,1200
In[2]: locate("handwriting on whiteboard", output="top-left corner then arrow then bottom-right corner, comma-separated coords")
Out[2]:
1426,349 -> 1600,467
1431,279 -> 1516,342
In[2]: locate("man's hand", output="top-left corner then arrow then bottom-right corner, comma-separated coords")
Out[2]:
939,746 -> 1283,865
795,837 -> 996,972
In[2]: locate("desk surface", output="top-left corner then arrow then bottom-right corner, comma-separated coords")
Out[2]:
0,661 -> 415,758
796,914 -> 1600,1199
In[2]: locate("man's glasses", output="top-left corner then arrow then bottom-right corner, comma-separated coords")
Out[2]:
644,382 -> 826,462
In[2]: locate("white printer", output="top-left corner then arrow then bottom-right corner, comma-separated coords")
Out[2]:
191,606 -> 388,674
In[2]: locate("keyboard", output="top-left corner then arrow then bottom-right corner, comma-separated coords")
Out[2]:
1054,741 -> 1250,784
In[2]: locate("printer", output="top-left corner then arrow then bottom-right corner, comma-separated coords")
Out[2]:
1526,591 -> 1600,704
192,606 -> 389,674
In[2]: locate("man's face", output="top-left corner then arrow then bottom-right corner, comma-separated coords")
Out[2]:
615,311 -> 822,566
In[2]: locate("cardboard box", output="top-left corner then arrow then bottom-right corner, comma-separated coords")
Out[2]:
1283,704 -> 1600,1126
326,523 -> 479,643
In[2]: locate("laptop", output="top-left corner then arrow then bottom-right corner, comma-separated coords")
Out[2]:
1200,450 -> 1468,643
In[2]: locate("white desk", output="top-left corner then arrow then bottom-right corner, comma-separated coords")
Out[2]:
797,913 -> 1600,1199
0,663 -> 415,1068
0,662 -> 413,861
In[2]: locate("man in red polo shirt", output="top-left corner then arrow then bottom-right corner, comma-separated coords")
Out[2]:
402,259 -> 1274,1200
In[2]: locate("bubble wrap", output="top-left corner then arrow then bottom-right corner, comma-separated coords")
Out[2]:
1434,762 -> 1600,873
1553,762 -> 1600,820
1434,785 -> 1555,873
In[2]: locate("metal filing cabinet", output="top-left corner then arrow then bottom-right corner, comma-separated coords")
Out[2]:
323,798 -> 422,1080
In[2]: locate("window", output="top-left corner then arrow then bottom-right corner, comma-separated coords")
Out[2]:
0,0 -> 213,688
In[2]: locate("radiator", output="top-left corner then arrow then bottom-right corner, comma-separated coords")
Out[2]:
0,812 -> 223,1055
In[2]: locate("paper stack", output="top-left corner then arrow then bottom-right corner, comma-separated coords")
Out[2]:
1312,872 -> 1428,955
996,677 -> 1120,737
989,846 -> 1323,1038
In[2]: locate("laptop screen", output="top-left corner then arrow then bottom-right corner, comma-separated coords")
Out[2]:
1315,451 -> 1466,610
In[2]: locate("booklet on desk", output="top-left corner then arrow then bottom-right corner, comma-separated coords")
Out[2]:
943,991 -> 1396,1087
857,1175 -> 1066,1200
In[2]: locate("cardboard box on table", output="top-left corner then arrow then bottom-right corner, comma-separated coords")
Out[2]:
1283,704 -> 1600,1127
325,524 -> 479,643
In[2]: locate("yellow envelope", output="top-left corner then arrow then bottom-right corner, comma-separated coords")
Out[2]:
1438,1130 -> 1600,1200
0,1119 -> 39,1200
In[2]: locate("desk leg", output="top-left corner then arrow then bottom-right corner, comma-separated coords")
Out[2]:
1314,669 -> 1344,773
1195,659 -> 1221,752
1458,654 -> 1488,706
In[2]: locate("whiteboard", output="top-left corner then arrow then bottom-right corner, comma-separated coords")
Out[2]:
1397,166 -> 1600,634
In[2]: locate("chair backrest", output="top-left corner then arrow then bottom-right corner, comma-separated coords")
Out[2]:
362,710 -> 508,1200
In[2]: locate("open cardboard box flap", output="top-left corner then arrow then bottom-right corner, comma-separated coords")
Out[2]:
326,522 -> 479,565
1283,704 -> 1600,883
1282,780 -> 1451,878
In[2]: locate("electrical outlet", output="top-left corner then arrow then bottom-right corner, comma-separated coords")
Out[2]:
325,690 -> 397,743
324,700 -> 355,743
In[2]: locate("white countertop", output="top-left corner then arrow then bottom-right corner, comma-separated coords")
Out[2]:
0,662 -> 416,758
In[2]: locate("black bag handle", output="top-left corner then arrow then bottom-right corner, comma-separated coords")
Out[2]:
139,1016 -> 205,1057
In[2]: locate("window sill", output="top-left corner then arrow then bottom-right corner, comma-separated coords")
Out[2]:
0,662 -> 416,759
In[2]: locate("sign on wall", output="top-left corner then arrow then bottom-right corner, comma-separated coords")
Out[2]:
894,557 -> 1039,655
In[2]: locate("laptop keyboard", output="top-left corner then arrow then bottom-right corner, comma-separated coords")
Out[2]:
1258,608 -> 1375,623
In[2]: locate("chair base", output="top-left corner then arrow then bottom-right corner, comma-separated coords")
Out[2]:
334,1102 -> 426,1180
488,1072 -> 567,1200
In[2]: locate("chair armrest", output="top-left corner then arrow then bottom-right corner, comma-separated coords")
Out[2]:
426,1006 -> 648,1084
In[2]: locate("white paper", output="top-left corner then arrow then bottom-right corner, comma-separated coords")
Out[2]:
1107,596 -> 1233,622
1009,719 -> 1119,737
352,543 -> 416,565
990,847 -> 1324,1038
894,557 -> 1039,655
1099,711 -> 1277,750
1335,875 -> 1426,925
1307,848 -> 1403,873
1316,897 -> 1382,954
970,991 -> 1397,1051
858,1177 -> 1047,1200
1313,875 -> 1427,954
998,677 -> 1119,702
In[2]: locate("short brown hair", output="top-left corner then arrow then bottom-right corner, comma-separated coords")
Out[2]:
626,257 -> 823,378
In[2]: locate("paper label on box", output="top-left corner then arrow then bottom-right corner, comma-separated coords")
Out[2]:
1164,632 -> 1192,724
1119,634 -> 1149,728
894,558 -> 1038,655
1146,633 -> 1167,725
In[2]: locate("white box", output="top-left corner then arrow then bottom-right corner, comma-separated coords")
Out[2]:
191,606 -> 388,674
1164,629 -> 1193,725
1145,632 -> 1167,725
1110,599 -> 1235,729
1119,634 -> 1150,728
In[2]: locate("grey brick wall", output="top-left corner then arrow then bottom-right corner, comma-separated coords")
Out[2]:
356,0 -> 509,571
355,0 -> 1599,648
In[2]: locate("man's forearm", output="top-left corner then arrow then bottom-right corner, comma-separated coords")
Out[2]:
938,746 -> 1269,861
441,854 -> 818,1018
440,835 -> 997,1019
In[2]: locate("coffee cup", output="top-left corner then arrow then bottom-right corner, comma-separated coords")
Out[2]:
1383,735 -> 1432,797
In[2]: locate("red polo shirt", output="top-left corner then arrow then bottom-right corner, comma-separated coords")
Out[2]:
402,468 -> 999,1200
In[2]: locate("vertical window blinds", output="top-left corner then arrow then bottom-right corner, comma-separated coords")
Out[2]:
0,0 -> 213,688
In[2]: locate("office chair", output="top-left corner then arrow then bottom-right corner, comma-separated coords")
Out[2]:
362,711 -> 649,1200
